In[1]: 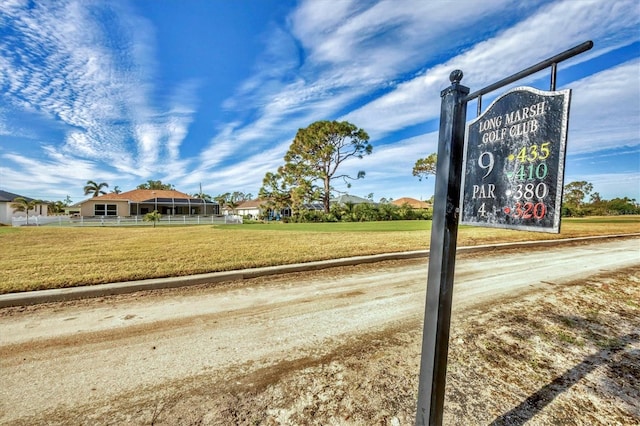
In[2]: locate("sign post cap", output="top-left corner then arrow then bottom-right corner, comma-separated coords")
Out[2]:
450,70 -> 463,84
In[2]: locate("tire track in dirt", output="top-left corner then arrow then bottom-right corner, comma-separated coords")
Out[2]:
0,237 -> 638,423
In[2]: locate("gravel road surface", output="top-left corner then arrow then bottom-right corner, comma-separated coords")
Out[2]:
0,237 -> 638,424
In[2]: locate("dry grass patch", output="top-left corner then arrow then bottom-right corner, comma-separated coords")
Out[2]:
0,217 -> 638,294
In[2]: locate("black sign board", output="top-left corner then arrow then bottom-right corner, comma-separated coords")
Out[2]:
461,87 -> 571,233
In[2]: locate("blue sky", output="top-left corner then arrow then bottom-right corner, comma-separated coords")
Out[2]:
0,0 -> 638,204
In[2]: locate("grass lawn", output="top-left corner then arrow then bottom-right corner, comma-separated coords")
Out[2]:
0,216 -> 638,294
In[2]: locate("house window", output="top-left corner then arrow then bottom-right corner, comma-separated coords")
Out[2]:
94,204 -> 117,216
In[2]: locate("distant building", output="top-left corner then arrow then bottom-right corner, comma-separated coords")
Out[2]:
391,197 -> 432,209
223,199 -> 264,218
330,194 -> 375,205
0,190 -> 49,225
229,195 -> 375,220
78,189 -> 219,217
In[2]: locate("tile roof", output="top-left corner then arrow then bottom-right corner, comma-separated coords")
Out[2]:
236,199 -> 265,209
82,189 -> 200,203
0,190 -> 34,202
391,197 -> 431,209
330,194 -> 373,204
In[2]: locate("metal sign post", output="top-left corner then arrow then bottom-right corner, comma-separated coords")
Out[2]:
415,70 -> 469,426
414,41 -> 592,425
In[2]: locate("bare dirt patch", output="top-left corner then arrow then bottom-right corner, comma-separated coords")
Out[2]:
5,268 -> 638,425
142,267 -> 639,426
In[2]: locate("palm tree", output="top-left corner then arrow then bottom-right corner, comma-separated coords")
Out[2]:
214,193 -> 229,209
48,200 -> 66,214
10,197 -> 40,225
193,184 -> 212,201
143,210 -> 161,228
84,180 -> 109,197
226,199 -> 239,216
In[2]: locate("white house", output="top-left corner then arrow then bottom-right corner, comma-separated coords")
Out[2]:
222,199 -> 264,219
78,189 -> 220,217
0,190 -> 49,225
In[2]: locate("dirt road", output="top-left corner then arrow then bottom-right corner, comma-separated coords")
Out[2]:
1,237 -> 638,424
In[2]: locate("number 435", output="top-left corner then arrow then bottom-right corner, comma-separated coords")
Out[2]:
516,142 -> 550,162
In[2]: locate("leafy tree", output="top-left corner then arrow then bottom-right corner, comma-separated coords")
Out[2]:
193,184 -> 213,201
259,168 -> 319,219
605,197 -> 640,215
48,200 -> 66,214
211,192 -> 251,205
84,180 -> 109,197
10,197 -> 40,225
281,120 -> 371,214
112,186 -> 122,194
397,202 -> 415,220
226,199 -> 239,215
337,201 -> 357,222
230,191 -> 252,202
354,202 -> 379,221
563,181 -> 593,207
259,171 -> 294,218
378,203 -> 398,220
137,180 -> 174,190
413,153 -> 437,181
193,190 -> 212,201
193,192 -> 212,201
143,210 -> 161,228
214,193 -> 229,208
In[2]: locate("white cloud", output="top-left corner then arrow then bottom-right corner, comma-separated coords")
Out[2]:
0,0 -> 637,202
564,171 -> 640,200
0,148 -> 122,199
193,0 -> 532,195
565,59 -> 640,154
0,0 -> 199,183
344,0 -> 640,137
197,0 -> 638,200
214,0 -> 525,153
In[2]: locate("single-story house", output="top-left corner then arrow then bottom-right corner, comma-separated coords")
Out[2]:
0,190 -> 49,225
63,203 -> 81,216
222,200 -> 291,219
222,199 -> 264,218
391,197 -> 432,209
222,195 -> 376,220
330,194 -> 375,206
78,189 -> 220,217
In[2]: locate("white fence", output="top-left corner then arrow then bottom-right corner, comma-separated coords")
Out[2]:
11,215 -> 243,227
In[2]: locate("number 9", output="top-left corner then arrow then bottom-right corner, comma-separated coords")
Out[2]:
478,152 -> 494,179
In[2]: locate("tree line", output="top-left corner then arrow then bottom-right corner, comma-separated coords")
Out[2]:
561,181 -> 639,216
259,120 -> 372,220
281,201 -> 432,223
13,120 -> 636,222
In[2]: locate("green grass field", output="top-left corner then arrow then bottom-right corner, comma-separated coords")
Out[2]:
225,220 -> 432,232
1,217 -> 638,294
